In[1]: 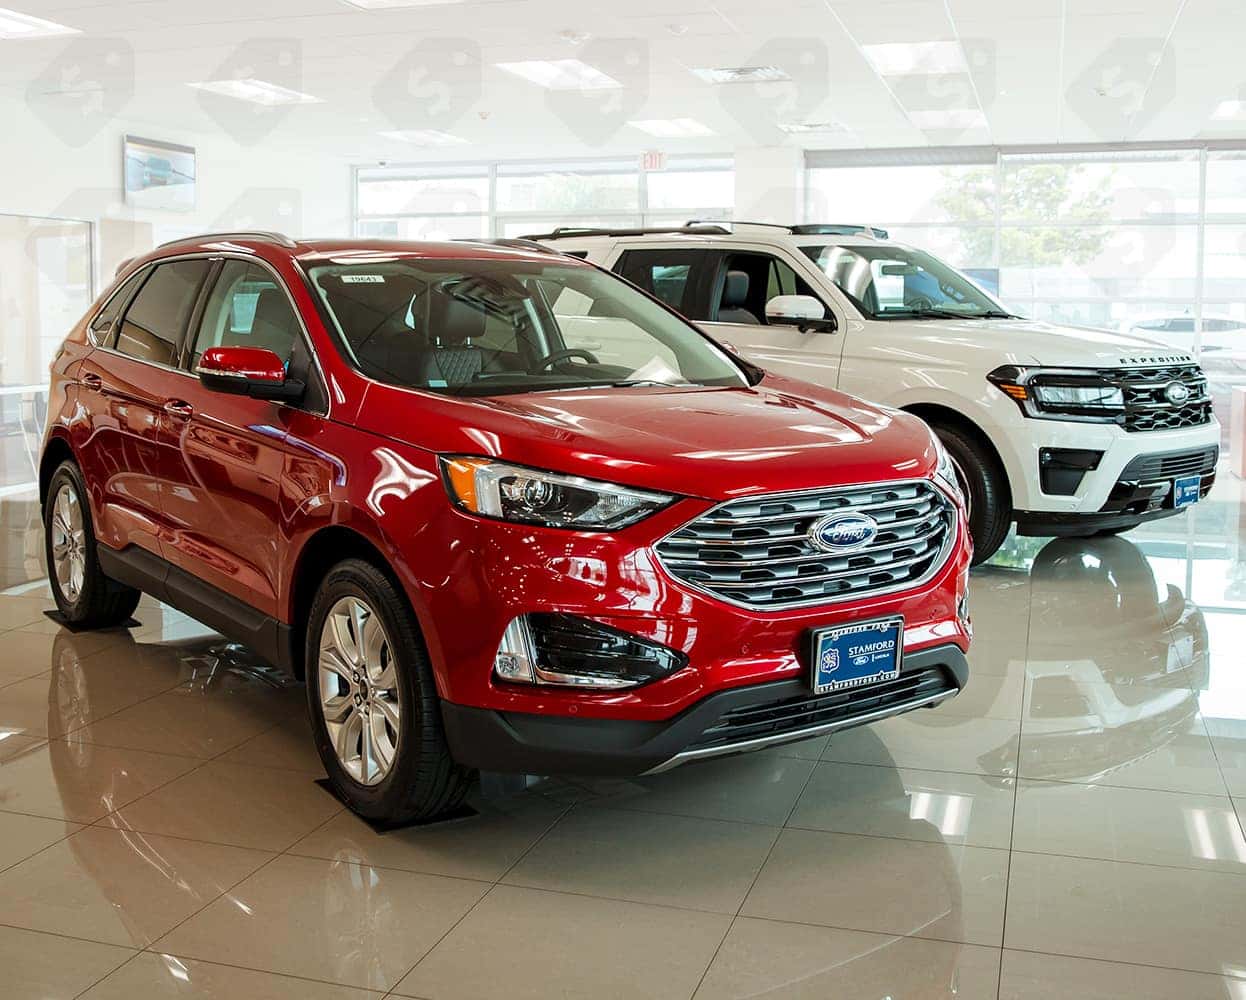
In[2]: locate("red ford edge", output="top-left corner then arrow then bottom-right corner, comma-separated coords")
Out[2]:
40,232 -> 972,823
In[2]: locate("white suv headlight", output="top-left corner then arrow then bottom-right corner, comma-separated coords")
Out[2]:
441,456 -> 674,530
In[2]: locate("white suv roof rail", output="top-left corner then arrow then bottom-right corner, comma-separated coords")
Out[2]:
685,220 -> 890,239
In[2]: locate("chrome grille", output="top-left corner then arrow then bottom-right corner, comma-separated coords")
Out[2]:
655,480 -> 956,611
1110,365 -> 1212,433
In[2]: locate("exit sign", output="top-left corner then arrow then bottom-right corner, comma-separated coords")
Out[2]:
640,150 -> 666,172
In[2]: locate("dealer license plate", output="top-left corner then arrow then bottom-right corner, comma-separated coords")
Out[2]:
1174,475 -> 1201,509
811,616 -> 904,695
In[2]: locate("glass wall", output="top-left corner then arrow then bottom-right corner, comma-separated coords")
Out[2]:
355,156 -> 733,241
0,214 -> 93,497
807,143 -> 1246,458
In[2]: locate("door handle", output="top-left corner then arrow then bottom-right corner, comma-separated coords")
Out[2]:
80,372 -> 102,391
163,400 -> 194,419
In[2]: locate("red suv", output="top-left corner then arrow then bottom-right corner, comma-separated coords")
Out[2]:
41,232 -> 972,823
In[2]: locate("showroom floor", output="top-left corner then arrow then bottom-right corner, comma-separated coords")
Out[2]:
0,475 -> 1244,999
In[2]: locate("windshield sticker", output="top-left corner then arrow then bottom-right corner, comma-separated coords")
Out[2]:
340,274 -> 386,284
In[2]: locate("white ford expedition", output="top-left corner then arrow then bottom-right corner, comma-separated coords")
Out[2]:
530,222 -> 1221,563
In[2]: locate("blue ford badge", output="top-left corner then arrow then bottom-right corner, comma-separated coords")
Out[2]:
809,512 -> 879,552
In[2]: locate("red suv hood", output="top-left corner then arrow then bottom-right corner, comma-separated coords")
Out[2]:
356,374 -> 937,501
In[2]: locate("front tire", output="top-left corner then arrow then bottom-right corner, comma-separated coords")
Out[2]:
931,424 -> 1011,566
43,461 -> 141,629
306,558 -> 472,824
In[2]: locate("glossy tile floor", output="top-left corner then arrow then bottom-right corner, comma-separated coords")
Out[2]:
2,471 -> 1246,999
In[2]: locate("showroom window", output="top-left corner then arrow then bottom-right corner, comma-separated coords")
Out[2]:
354,156 -> 733,241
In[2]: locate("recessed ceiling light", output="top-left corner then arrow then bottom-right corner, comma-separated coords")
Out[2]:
627,118 -> 715,137
187,78 -> 324,106
378,129 -> 468,146
862,41 -> 966,77
557,28 -> 592,45
777,121 -> 850,134
495,58 -> 621,90
908,108 -> 986,130
1211,99 -> 1246,120
340,0 -> 462,8
0,7 -> 78,38
692,66 -> 790,85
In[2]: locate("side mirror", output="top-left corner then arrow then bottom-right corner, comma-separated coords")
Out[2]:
765,295 -> 837,334
196,346 -> 304,403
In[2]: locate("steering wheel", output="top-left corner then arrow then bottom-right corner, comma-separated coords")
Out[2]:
906,295 -> 936,311
538,348 -> 600,371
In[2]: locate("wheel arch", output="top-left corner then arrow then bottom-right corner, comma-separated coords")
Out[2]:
900,402 -> 1013,507
39,434 -> 76,508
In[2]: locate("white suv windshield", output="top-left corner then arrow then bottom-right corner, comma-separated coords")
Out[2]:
306,258 -> 748,396
800,244 -> 1015,321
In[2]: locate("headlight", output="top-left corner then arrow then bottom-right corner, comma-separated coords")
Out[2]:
441,457 -> 674,530
988,366 -> 1125,423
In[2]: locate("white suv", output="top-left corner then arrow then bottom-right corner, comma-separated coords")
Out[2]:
531,222 -> 1221,564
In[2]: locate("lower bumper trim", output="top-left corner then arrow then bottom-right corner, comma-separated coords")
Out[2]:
440,643 -> 968,777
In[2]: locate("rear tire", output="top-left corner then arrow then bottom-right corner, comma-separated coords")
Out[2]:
306,558 -> 472,824
930,424 -> 1011,566
43,461 -> 141,629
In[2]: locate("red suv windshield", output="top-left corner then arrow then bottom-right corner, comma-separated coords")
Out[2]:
305,258 -> 747,396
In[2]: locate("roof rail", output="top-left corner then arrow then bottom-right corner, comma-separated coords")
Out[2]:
791,223 -> 889,239
453,237 -> 570,256
157,230 -> 297,250
523,224 -> 730,241
685,219 -> 790,232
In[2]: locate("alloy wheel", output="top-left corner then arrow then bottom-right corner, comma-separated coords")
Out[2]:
317,596 -> 401,786
50,483 -> 87,604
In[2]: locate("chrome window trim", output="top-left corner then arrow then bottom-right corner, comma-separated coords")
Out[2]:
85,264 -> 151,348
653,477 -> 959,612
96,249 -> 332,416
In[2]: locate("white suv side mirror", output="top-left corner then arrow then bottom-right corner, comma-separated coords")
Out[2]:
765,295 -> 837,333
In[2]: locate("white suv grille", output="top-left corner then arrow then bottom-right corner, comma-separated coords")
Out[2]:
655,481 -> 956,611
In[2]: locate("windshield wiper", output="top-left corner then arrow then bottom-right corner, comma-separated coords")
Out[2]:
609,379 -> 689,388
980,309 -> 1019,319
882,308 -> 970,320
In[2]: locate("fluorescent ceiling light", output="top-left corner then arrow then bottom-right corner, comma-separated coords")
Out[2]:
340,0 -> 462,7
777,121 -> 849,134
379,129 -> 467,146
188,78 -> 324,106
862,41 -> 966,77
908,108 -> 986,130
495,59 -> 620,90
1211,99 -> 1246,121
692,66 -> 790,84
0,7 -> 78,38
627,118 -> 715,137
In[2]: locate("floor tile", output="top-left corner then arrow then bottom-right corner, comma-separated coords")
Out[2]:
0,738 -> 199,822
503,805 -> 779,913
694,916 -> 1001,999
216,715 -> 327,775
1013,779 -> 1246,872
103,760 -> 342,851
1018,716 -> 1227,794
788,762 -> 1016,849
0,596 -> 52,630
1214,736 -> 1246,797
396,884 -> 731,1000
0,809 -> 81,871
1004,851 -> 1246,975
775,733 -> 830,761
289,794 -> 566,881
159,854 -> 487,991
742,829 -> 1009,947
0,826 -> 272,947
80,951 -> 383,999
595,752 -> 816,825
0,924 -> 134,1000
929,668 -> 1024,720
0,627 -> 82,686
998,949 -> 1246,999
822,715 -> 1021,778
66,683 -> 292,759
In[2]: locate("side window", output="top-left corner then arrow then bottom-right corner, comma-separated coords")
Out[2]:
114,260 -> 209,366
89,267 -> 148,347
191,261 -> 300,368
615,249 -> 706,314
721,252 -> 828,326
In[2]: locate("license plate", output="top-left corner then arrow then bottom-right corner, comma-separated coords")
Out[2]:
1174,475 -> 1201,508
811,616 -> 903,694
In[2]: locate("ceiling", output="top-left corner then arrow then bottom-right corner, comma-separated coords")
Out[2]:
3,0 -> 1245,161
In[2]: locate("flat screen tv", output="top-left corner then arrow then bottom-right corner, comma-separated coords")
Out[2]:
123,135 -> 196,212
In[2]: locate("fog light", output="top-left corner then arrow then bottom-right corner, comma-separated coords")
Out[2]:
492,613 -> 688,690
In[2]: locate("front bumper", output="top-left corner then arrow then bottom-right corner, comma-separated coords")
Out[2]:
441,643 -> 968,776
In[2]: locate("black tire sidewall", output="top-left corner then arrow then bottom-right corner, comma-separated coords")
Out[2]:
933,425 -> 1010,565
44,463 -> 96,621
305,561 -> 428,819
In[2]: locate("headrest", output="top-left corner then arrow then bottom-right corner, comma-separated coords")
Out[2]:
723,270 -> 749,307
429,289 -> 486,346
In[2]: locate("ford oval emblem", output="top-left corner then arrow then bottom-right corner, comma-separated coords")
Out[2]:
1164,381 -> 1191,406
809,512 -> 879,553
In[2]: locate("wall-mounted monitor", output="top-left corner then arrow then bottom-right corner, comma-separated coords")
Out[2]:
123,135 -> 196,212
